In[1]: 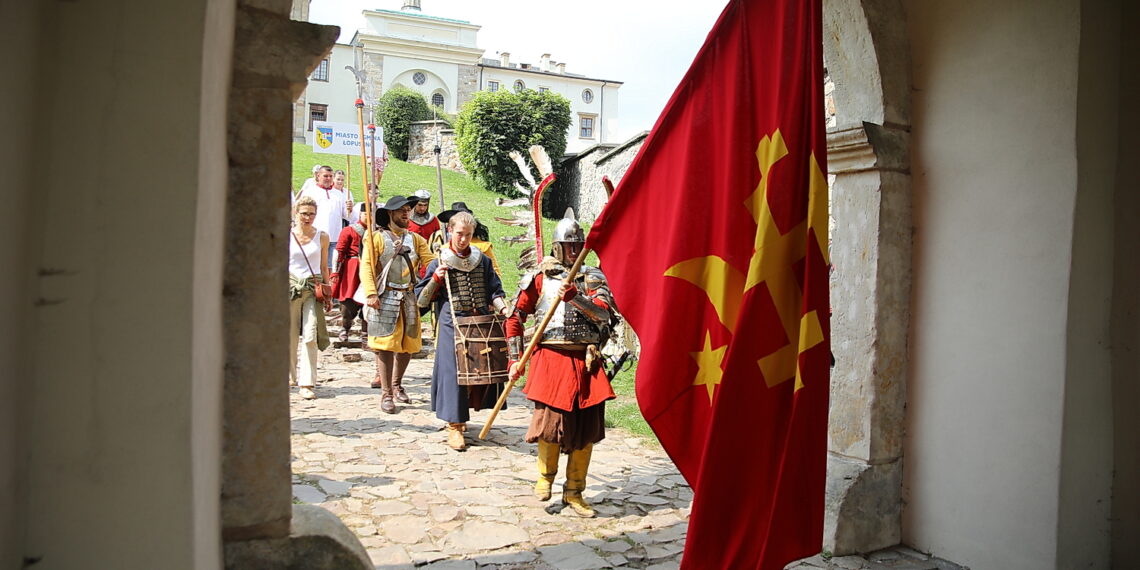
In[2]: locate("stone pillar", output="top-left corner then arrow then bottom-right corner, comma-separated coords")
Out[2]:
221,3 -> 369,568
824,122 -> 911,555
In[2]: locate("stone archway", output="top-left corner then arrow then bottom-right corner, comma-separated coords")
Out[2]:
821,0 -> 913,555
218,2 -> 371,567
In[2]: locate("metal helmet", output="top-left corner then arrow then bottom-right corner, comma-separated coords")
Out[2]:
413,188 -> 431,201
551,208 -> 584,264
552,208 -> 585,244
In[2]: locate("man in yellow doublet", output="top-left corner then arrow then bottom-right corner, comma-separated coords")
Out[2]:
360,195 -> 434,413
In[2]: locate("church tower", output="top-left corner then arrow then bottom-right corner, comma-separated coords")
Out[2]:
402,0 -> 421,11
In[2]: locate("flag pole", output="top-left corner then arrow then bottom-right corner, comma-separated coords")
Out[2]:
478,244 -> 591,440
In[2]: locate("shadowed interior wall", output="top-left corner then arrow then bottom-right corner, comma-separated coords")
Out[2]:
11,0 -> 229,567
1109,1 -> 1140,564
0,1 -> 47,567
1058,0 -> 1120,565
902,1 -> 1082,568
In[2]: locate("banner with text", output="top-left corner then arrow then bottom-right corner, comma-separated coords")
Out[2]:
312,121 -> 385,155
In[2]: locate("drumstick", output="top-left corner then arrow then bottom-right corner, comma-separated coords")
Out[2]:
478,246 -> 591,439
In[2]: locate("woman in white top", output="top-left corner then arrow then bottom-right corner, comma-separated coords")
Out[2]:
289,196 -> 331,399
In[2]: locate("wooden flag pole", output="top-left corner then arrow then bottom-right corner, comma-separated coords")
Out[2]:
478,245 -> 591,440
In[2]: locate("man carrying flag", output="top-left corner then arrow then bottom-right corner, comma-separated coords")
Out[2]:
586,0 -> 830,568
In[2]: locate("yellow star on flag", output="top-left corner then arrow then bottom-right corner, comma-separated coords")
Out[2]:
690,331 -> 728,404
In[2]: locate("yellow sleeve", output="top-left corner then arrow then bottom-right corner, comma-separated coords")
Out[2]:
485,243 -> 502,276
359,232 -> 385,297
414,233 -> 434,271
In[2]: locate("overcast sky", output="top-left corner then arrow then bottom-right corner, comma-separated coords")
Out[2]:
307,0 -> 728,140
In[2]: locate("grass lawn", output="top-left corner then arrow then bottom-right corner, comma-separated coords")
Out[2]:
294,142 -> 650,439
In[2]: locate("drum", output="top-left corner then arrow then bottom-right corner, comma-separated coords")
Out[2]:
453,314 -> 510,385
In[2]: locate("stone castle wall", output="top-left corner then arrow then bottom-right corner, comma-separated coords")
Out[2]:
406,120 -> 464,173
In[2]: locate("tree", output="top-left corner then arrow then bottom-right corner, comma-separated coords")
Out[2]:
455,89 -> 571,196
375,85 -> 432,161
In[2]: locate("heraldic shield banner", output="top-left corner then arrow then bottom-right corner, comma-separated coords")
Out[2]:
586,0 -> 830,567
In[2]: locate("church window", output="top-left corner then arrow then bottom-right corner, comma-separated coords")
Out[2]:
308,104 -> 327,131
539,86 -> 550,94
582,89 -> 594,103
311,58 -> 329,82
488,80 -> 500,92
431,93 -> 444,107
413,72 -> 427,85
514,79 -> 526,92
579,115 -> 596,139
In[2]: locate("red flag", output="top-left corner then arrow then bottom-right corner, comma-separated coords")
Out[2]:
587,0 -> 829,567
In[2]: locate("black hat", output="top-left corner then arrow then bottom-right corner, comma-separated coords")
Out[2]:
375,195 -> 418,226
437,201 -> 473,224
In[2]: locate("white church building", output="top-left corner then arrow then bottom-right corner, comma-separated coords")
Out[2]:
292,0 -> 622,154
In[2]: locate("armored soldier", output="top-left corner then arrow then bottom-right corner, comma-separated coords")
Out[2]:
416,211 -> 511,450
407,188 -> 440,242
505,210 -> 617,517
361,195 -> 434,414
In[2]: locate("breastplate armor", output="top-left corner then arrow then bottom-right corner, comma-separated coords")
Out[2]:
369,231 -> 419,337
376,231 -> 419,288
534,266 -> 610,345
440,247 -> 487,314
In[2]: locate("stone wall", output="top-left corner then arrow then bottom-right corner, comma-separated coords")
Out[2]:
553,133 -> 647,223
406,120 -> 464,173
457,63 -> 479,110
363,52 -> 384,108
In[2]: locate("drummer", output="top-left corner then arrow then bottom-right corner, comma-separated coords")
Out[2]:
415,211 -> 512,451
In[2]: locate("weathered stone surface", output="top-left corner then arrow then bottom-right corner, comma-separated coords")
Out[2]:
292,484 -> 327,504
287,504 -> 373,570
538,542 -> 609,570
440,521 -> 529,553
379,515 -> 428,544
318,479 -> 353,496
371,500 -> 414,515
368,544 -> 414,568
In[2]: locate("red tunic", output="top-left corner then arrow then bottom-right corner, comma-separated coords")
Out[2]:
408,215 -> 440,242
332,224 -> 364,301
506,273 -> 616,410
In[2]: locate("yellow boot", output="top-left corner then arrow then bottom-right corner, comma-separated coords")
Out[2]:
535,440 -> 560,500
562,443 -> 595,517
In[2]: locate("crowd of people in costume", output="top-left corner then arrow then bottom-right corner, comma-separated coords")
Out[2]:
288,164 -> 619,517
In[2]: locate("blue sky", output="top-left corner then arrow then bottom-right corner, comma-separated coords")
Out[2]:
308,0 -> 727,140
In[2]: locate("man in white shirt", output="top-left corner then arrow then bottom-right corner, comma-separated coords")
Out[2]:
299,166 -> 347,270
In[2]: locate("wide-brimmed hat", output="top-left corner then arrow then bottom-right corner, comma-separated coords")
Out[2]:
375,195 -> 418,226
437,201 -> 473,224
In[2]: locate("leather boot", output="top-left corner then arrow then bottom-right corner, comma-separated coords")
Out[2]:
446,423 -> 467,451
371,351 -> 388,390
376,352 -> 396,414
562,443 -> 595,517
392,352 -> 411,404
535,440 -> 560,501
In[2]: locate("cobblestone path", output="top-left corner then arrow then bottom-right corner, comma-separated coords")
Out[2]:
290,344 -> 691,570
291,338 -> 961,570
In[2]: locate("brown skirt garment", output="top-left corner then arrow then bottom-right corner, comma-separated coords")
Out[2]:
525,401 -> 606,453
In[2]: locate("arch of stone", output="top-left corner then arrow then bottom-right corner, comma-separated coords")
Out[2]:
0,0 -> 919,567
218,0 -> 918,564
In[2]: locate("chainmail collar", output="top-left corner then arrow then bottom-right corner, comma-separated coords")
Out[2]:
411,212 -> 434,225
440,245 -> 483,272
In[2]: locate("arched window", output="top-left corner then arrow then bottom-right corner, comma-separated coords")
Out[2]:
514,79 -> 526,92
582,89 -> 594,103
431,93 -> 444,107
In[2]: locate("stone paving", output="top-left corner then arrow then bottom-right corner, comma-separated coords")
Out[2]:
291,330 -> 964,570
290,339 -> 691,570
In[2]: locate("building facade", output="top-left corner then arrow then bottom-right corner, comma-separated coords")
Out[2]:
292,1 -> 621,154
